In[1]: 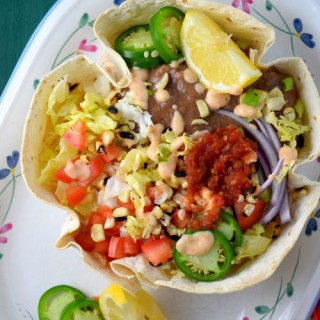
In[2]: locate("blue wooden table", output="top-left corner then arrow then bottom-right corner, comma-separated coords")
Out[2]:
0,0 -> 57,97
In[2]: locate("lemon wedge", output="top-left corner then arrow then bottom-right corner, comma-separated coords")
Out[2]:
99,283 -> 167,320
180,10 -> 262,93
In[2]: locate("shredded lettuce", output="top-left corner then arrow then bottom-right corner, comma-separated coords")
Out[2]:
266,111 -> 310,146
158,143 -> 172,162
37,140 -> 78,189
74,191 -> 98,217
161,130 -> 176,144
125,216 -> 146,240
119,148 -> 148,174
234,223 -> 271,264
47,77 -> 70,125
126,169 -> 161,197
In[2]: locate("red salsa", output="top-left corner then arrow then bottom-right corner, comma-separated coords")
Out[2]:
185,125 -> 257,229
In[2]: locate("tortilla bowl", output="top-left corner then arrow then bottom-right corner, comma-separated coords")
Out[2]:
21,2 -> 320,294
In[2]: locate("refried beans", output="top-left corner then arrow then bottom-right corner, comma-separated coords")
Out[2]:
145,63 -> 298,134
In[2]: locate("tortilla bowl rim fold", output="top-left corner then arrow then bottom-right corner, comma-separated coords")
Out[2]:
93,0 -> 276,87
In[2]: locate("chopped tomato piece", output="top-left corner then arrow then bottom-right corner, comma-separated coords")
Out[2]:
116,198 -> 135,211
63,120 -> 86,151
123,237 -> 141,256
80,158 -> 104,186
85,211 -> 106,232
141,237 -> 173,266
74,231 -> 95,251
104,221 -> 124,237
146,184 -> 165,202
55,167 -> 73,184
171,209 -> 191,229
108,236 -> 126,259
66,185 -> 87,206
94,239 -> 111,253
97,206 -> 113,219
234,199 -> 265,231
100,144 -> 120,163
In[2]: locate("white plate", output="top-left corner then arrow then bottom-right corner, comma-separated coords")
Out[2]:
1,0 -> 320,319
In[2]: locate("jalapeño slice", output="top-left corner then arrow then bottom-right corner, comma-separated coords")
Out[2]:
60,298 -> 103,320
217,211 -> 243,250
115,24 -> 155,59
38,285 -> 86,320
150,6 -> 185,63
173,230 -> 234,282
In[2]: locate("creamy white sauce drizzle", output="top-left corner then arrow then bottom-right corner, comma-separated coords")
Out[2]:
279,145 -> 298,165
129,68 -> 149,110
64,159 -> 91,181
176,231 -> 214,256
205,89 -> 231,110
234,104 -> 258,118
147,123 -> 164,161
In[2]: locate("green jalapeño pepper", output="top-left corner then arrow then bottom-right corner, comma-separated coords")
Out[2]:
150,6 -> 185,63
217,211 -> 243,251
173,230 -> 234,282
115,24 -> 163,69
38,285 -> 86,320
60,298 -> 103,320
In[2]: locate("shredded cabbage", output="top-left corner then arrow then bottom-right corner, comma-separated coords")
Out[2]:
266,111 -> 310,146
116,97 -> 153,140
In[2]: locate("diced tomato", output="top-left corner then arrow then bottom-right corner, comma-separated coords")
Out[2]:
97,206 -> 113,219
74,231 -> 95,251
141,237 -> 173,266
63,120 -> 86,151
80,158 -> 104,186
66,185 -> 87,206
116,198 -> 135,211
123,237 -> 141,256
104,221 -> 124,237
94,239 -> 111,253
143,196 -> 154,213
146,184 -> 165,202
108,236 -> 126,259
100,144 -> 120,163
55,167 -> 74,184
84,211 -> 106,232
171,209 -> 191,229
234,199 -> 265,231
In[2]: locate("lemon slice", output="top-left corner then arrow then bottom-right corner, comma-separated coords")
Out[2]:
180,10 -> 262,93
99,284 -> 167,320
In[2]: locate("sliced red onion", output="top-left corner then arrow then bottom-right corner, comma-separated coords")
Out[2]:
254,118 -> 271,143
254,158 -> 284,198
279,186 -> 291,224
261,177 -> 287,225
259,117 -> 281,151
257,148 -> 271,176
